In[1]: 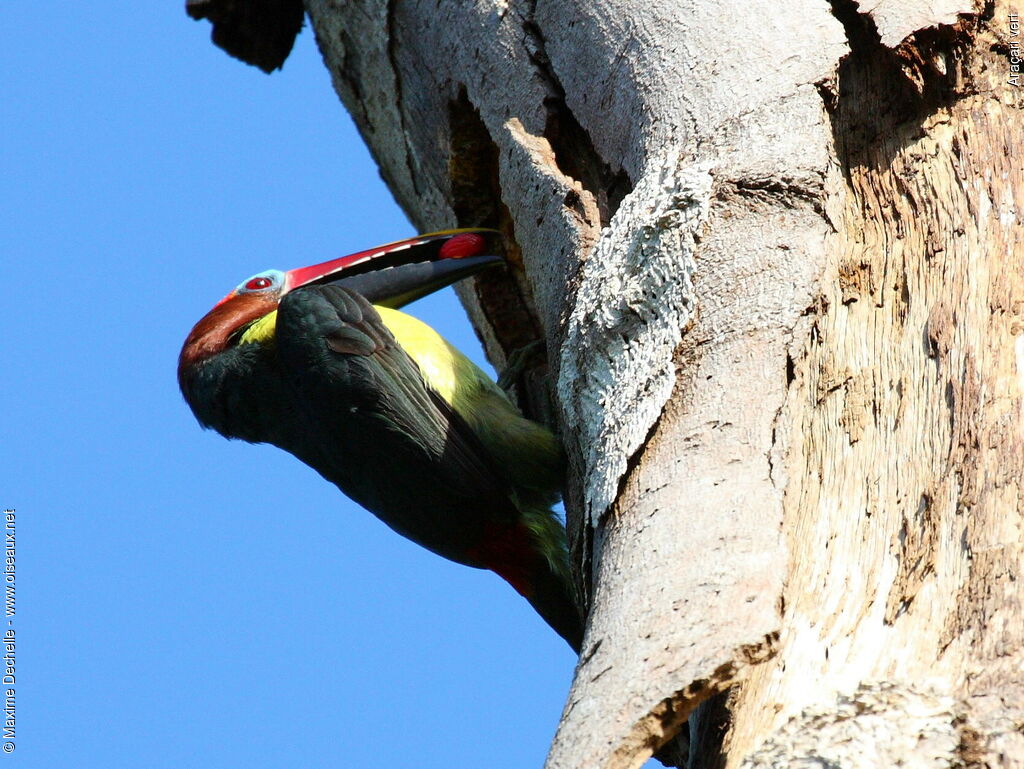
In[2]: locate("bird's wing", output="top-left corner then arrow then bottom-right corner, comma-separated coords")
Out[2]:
274,284 -> 522,527
274,285 -> 583,649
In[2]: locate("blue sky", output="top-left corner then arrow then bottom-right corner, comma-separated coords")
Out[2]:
4,5 -> 578,768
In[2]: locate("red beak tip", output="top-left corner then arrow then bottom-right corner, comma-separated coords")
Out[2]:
438,233 -> 487,260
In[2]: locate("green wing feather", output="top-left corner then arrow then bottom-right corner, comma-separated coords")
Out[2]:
374,306 -> 568,575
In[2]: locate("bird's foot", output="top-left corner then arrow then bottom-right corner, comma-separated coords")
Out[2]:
497,339 -> 546,392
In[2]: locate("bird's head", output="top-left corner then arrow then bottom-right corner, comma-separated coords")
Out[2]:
177,229 -> 503,381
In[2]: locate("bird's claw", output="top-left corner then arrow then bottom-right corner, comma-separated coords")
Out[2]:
497,339 -> 546,392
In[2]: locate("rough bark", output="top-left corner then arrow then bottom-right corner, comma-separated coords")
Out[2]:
211,0 -> 1024,765
727,5 -> 1024,767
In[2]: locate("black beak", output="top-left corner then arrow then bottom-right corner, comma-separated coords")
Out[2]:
292,230 -> 503,308
326,253 -> 504,308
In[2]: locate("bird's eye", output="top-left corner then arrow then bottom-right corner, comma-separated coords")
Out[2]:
235,269 -> 283,295
244,276 -> 273,291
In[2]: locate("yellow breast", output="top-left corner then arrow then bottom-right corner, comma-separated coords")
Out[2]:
240,300 -> 562,503
237,309 -> 279,346
374,305 -> 491,410
238,304 -> 493,412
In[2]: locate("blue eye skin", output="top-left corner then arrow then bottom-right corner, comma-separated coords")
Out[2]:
237,270 -> 283,294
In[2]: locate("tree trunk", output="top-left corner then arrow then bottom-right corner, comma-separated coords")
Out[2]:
294,0 -> 1022,766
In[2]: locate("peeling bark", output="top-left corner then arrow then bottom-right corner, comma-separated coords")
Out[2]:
726,6 -> 1024,766
193,0 -> 1024,765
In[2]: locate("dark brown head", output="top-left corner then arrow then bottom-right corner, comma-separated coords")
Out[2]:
178,275 -> 282,384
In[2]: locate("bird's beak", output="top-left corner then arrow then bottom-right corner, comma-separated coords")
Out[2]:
282,229 -> 504,308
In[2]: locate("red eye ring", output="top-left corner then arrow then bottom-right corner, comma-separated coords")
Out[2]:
245,276 -> 273,291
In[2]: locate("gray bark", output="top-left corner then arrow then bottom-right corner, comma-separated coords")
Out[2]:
297,0 -> 1024,766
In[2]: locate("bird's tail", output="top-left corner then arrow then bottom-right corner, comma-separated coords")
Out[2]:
523,555 -> 584,653
518,504 -> 584,653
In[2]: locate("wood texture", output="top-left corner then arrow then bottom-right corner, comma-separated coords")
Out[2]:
726,5 -> 1024,765
293,0 -> 1023,766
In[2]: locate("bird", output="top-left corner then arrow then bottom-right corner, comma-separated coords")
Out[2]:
178,230 -> 583,651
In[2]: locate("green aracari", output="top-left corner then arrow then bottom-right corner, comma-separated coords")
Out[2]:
178,230 -> 582,651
